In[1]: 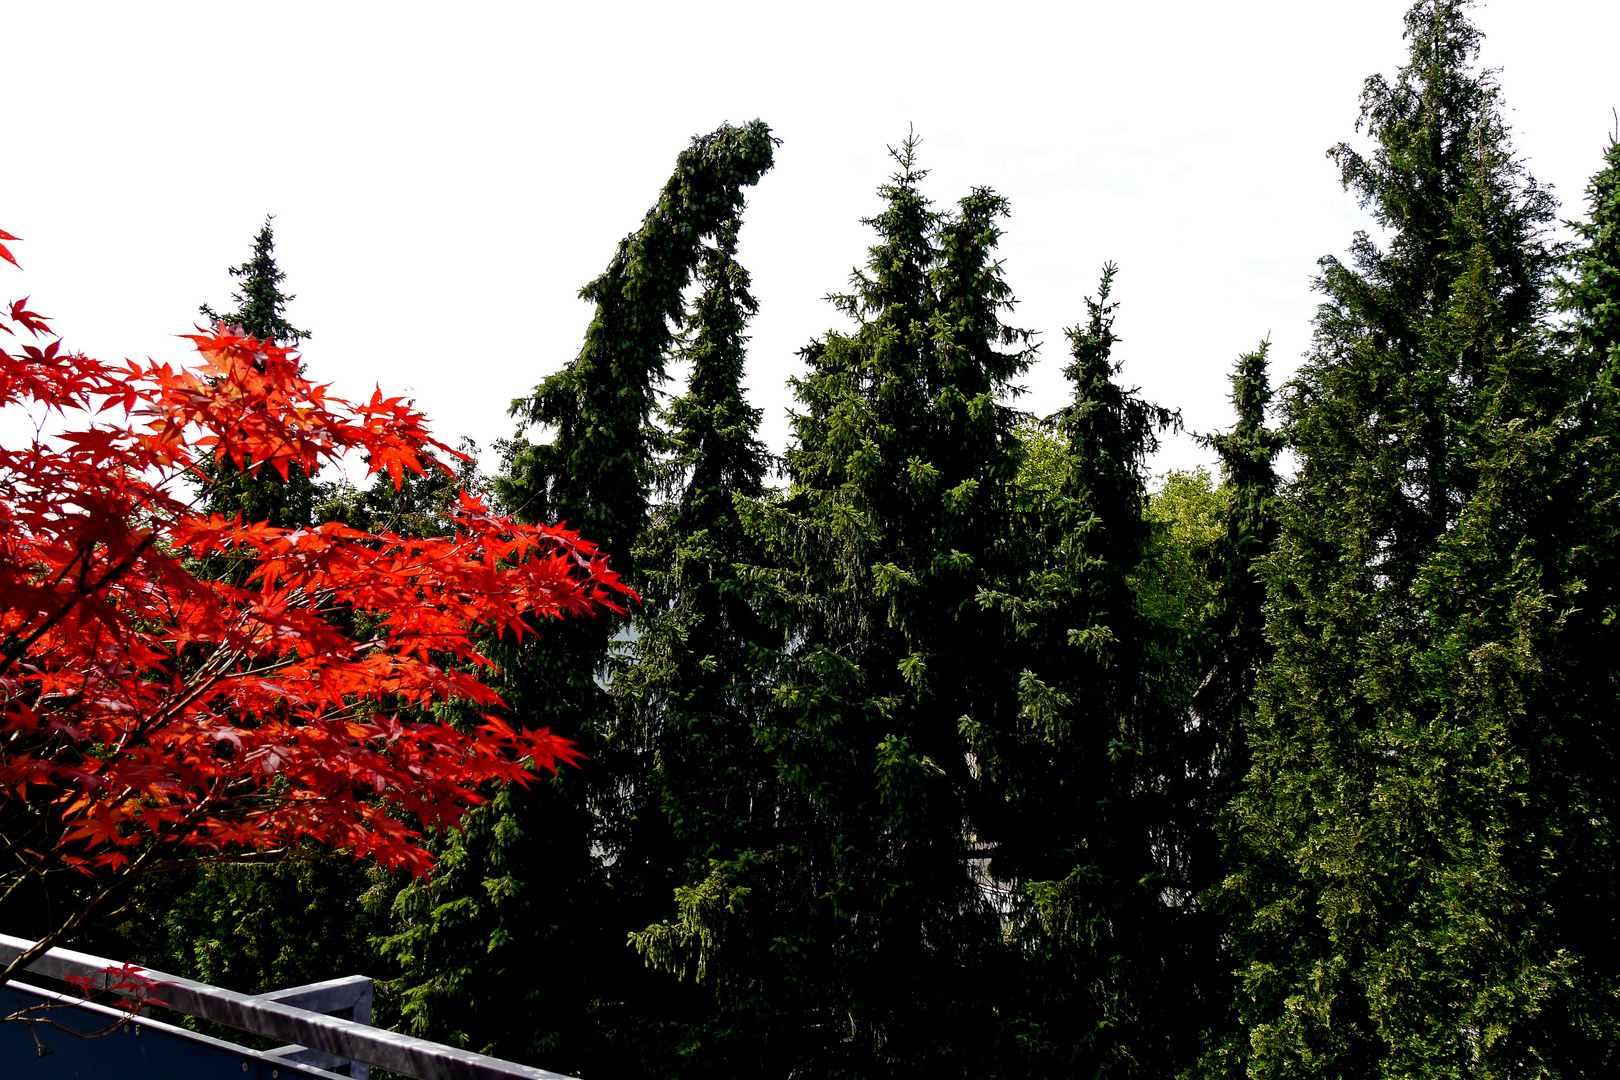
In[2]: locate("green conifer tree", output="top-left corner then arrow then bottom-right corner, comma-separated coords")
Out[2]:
613,217 -> 790,1072
1218,3 -> 1620,1074
1562,128 -> 1620,375
727,136 -> 1037,1076
1180,343 -> 1284,1068
979,265 -> 1190,1078
196,215 -> 316,530
1193,343 -> 1283,796
199,216 -> 312,347
499,122 -> 776,559
381,122 -> 776,1076
99,216 -> 377,1008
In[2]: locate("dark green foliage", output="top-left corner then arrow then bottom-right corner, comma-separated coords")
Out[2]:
498,121 -> 777,562
1181,344 -> 1284,1068
976,266 -> 1194,1078
1218,2 -> 1620,1075
195,215 -> 315,531
1194,342 -> 1283,781
318,440 -> 483,537
725,137 -> 1038,1075
381,779 -> 612,1066
380,122 -> 777,1076
1561,130 -> 1620,378
614,215 -> 790,1071
199,215 -> 312,346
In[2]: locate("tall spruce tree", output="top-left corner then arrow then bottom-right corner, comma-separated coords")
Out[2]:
198,215 -> 312,346
1561,129 -> 1620,380
1217,2 -> 1620,1075
1193,342 -> 1283,800
381,122 -> 776,1076
196,215 -> 316,530
976,265 -> 1191,1078
714,137 -> 1036,1076
614,217 -> 789,1072
1171,343 -> 1285,1069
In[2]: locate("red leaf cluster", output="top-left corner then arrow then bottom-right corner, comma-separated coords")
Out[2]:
0,232 -> 633,881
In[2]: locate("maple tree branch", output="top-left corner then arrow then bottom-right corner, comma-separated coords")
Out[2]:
0,872 -> 31,912
127,845 -> 298,875
127,642 -> 341,749
38,543 -> 93,603
123,646 -> 248,749
1,1003 -> 142,1041
0,837 -> 51,913
0,781 -> 226,989
0,842 -> 157,986
0,304 -> 627,960
0,534 -> 156,680
121,577 -> 342,747
0,801 -> 65,885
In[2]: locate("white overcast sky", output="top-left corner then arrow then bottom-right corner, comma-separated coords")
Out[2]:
4,1 -> 1618,486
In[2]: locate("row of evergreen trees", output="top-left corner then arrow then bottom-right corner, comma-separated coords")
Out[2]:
95,1 -> 1620,1075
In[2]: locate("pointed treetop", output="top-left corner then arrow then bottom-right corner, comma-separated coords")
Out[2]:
1561,129 -> 1620,370
200,215 -> 311,346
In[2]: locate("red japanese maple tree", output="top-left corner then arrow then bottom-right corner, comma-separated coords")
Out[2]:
0,228 -> 632,980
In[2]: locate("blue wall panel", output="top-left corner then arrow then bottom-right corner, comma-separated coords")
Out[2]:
1,984 -> 326,1079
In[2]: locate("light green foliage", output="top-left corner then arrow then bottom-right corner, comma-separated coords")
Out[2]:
1012,419 -> 1067,505
114,859 -> 392,995
1139,468 -> 1227,631
629,858 -> 751,985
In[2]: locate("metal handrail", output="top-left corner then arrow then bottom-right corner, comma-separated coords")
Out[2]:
0,934 -> 578,1080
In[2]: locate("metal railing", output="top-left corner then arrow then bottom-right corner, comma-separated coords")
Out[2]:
0,934 -> 578,1080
